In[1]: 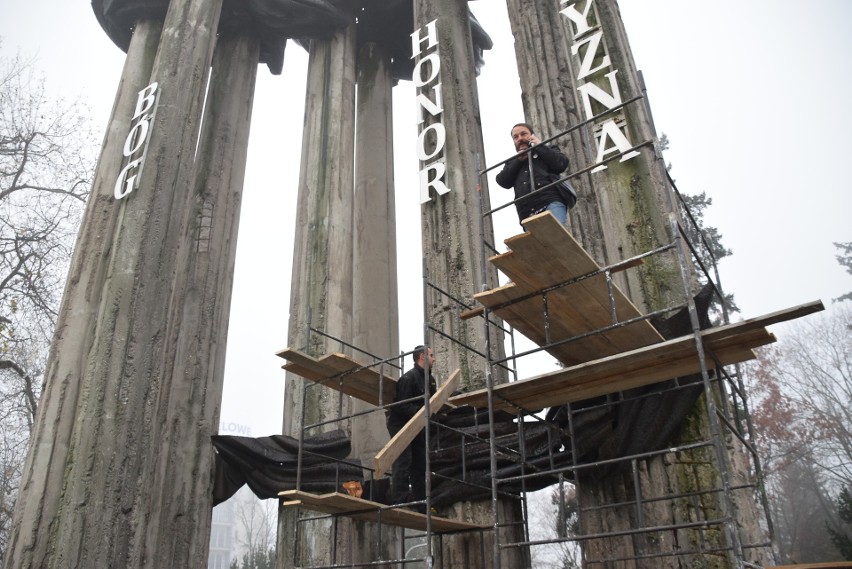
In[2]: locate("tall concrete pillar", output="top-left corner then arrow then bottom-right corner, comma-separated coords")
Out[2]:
506,0 -> 679,312
503,0 -> 607,265
411,1 -> 521,567
504,0 -> 769,566
3,18 -> 163,569
279,21 -> 357,569
349,39 -> 401,565
5,0 -> 225,565
142,31 -> 260,567
352,41 -> 398,462
52,0 -> 222,563
412,0 -> 504,391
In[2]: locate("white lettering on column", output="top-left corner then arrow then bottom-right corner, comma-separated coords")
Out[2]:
413,53 -> 441,87
419,161 -> 450,204
576,70 -> 622,119
572,31 -> 611,80
416,83 -> 444,123
416,123 -> 446,161
412,19 -> 450,202
114,158 -> 144,199
411,19 -> 438,58
132,82 -> 159,120
115,82 -> 159,200
591,119 -> 641,173
560,2 -> 639,173
560,0 -> 596,37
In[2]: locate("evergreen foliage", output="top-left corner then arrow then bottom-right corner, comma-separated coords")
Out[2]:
834,241 -> 852,303
829,487 -> 852,560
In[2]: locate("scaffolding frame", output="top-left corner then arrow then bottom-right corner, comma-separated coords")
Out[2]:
276,94 -> 788,569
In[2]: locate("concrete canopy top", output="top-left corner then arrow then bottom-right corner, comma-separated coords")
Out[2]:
91,0 -> 492,78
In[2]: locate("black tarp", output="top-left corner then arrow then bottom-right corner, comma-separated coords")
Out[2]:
213,285 -> 717,508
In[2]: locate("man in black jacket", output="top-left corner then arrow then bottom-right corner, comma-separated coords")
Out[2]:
496,122 -> 573,224
386,345 -> 436,509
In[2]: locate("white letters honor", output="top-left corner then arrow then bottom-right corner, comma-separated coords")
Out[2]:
412,19 -> 451,203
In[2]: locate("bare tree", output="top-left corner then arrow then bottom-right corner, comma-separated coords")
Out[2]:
747,305 -> 852,562
228,489 -> 277,569
0,43 -> 95,559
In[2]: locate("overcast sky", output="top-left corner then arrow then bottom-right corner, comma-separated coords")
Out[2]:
2,1 -> 850,436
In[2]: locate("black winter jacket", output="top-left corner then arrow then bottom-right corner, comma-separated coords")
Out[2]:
387,364 -> 436,427
495,144 -> 570,221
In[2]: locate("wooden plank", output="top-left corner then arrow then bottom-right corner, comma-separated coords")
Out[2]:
447,304 -> 823,413
318,353 -> 397,405
279,490 -> 486,533
275,348 -> 397,406
374,370 -> 460,479
472,212 -> 663,366
765,561 -> 852,569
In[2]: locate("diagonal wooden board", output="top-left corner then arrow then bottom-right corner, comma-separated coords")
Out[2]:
767,564 -> 852,569
374,369 -> 460,478
449,301 -> 824,413
275,348 -> 397,406
279,490 -> 486,533
472,212 -> 664,367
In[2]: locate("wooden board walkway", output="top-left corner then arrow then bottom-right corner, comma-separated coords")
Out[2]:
279,490 -> 487,533
449,301 -> 823,413
275,348 -> 397,406
470,212 -> 665,367
765,561 -> 852,569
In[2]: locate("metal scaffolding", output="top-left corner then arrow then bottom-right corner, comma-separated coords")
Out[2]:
276,95 -> 796,569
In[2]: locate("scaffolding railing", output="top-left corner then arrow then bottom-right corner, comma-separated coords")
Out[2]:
278,90 -> 778,568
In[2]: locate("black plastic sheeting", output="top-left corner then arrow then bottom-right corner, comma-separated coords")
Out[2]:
213,284 -> 716,508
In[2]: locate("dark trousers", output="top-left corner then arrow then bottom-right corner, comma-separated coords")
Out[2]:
387,421 -> 427,507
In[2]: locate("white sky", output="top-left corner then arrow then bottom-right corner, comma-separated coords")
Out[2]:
2,1 -> 850,436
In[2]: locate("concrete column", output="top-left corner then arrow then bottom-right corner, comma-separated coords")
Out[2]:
411,0 -> 504,391
352,41 -> 398,465
503,0 -> 607,264
411,1 -> 520,567
505,0 -> 678,314
348,41 -> 401,565
279,21 -> 357,569
4,0 -> 223,565
3,19 -> 163,569
504,1 -> 770,567
142,31 -> 260,568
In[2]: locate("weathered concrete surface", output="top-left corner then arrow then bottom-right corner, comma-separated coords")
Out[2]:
504,0 -> 771,566
140,31 -> 260,568
411,0 -> 522,567
279,21 -> 357,569
7,0 -> 227,564
506,0 -> 678,314
3,18 -> 170,569
348,41 -> 402,565
412,0 -> 505,392
351,41 -> 399,466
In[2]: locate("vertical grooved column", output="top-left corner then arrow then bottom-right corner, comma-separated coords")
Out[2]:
504,1 -> 770,566
4,19 -> 163,569
280,21 -> 357,569
412,0 -> 520,567
143,32 -> 260,569
349,41 -> 400,565
6,0 -> 224,564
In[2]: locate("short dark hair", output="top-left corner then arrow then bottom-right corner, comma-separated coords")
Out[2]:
511,122 -> 534,136
412,345 -> 425,365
